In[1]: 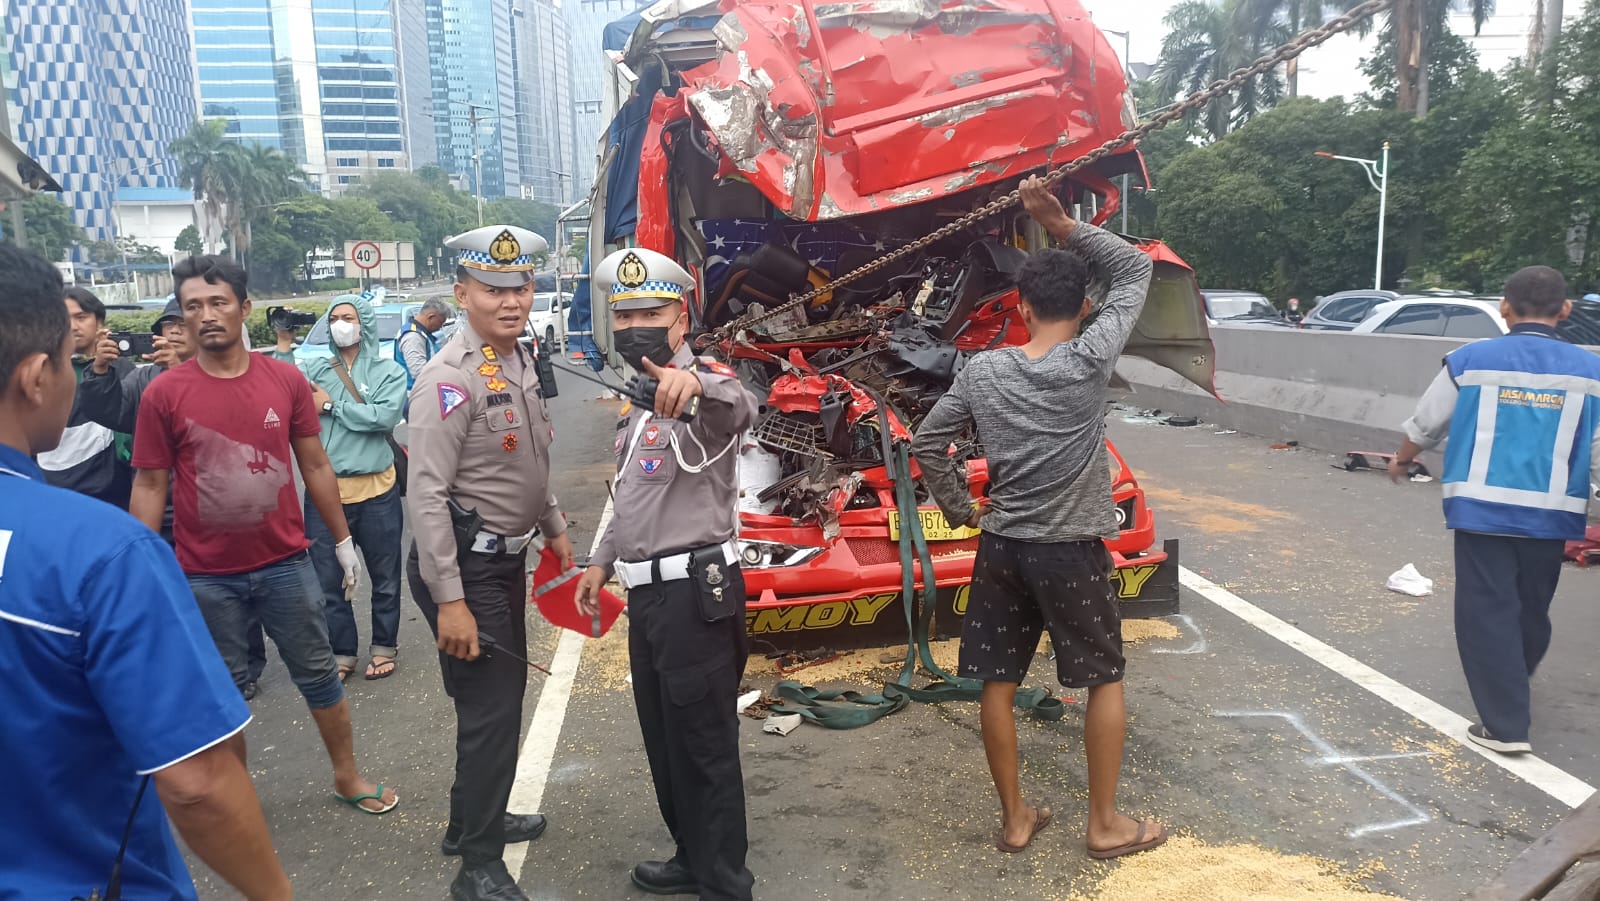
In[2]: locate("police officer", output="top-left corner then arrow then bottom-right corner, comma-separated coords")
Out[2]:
407,224 -> 575,901
576,247 -> 759,900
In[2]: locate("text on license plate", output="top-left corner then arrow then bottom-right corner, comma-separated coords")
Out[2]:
887,510 -> 981,541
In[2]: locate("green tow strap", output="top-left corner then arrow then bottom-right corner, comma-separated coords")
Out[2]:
767,403 -> 1064,729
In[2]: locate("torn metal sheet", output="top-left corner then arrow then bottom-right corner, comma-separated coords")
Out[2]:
679,0 -> 1138,220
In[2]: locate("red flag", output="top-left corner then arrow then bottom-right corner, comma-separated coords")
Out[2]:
530,547 -> 626,637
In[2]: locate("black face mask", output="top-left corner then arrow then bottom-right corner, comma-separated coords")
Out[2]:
614,326 -> 675,371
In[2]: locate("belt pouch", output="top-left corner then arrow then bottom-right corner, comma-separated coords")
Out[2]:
687,546 -> 740,623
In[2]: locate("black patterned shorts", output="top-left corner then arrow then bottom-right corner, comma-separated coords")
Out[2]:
957,533 -> 1125,688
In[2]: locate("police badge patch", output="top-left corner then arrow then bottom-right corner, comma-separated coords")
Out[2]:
617,251 -> 648,288
489,230 -> 521,264
639,458 -> 663,474
437,383 -> 468,419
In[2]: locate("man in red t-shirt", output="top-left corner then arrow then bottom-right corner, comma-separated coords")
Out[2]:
132,255 -> 400,816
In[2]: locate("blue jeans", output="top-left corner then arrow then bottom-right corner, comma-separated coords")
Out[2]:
305,485 -> 404,669
188,552 -> 344,709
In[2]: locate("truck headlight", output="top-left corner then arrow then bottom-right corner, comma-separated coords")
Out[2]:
737,540 -> 825,569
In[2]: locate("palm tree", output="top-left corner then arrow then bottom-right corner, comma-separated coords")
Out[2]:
1395,0 -> 1494,115
170,119 -> 237,255
233,144 -> 306,268
1237,0 -> 1362,96
1155,0 -> 1290,141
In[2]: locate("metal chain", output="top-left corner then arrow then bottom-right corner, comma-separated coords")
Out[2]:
711,0 -> 1391,342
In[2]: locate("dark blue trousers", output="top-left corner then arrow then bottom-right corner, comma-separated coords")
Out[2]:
1453,530 -> 1564,743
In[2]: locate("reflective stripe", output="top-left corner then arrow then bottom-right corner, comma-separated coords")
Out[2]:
0,607 -> 82,637
1467,383 -> 1497,487
1456,370 -> 1600,396
1441,482 -> 1590,514
1549,393 -> 1586,499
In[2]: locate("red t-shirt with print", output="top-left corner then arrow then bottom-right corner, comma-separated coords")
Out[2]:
132,354 -> 321,575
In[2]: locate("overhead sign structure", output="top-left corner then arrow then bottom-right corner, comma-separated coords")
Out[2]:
344,241 -> 416,281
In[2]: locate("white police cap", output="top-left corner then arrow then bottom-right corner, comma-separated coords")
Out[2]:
594,247 -> 693,311
445,225 -> 549,288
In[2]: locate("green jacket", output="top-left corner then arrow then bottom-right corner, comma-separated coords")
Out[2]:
273,294 -> 406,478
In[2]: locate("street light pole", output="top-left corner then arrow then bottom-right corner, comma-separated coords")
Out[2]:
1104,28 -> 1134,233
470,104 -> 484,227
1315,141 -> 1390,290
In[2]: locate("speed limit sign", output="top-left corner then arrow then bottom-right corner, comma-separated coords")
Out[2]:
350,241 -> 381,271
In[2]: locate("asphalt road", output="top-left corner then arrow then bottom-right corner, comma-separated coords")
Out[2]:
185,382 -> 1597,900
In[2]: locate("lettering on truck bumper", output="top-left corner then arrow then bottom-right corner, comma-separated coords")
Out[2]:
743,539 -> 1180,652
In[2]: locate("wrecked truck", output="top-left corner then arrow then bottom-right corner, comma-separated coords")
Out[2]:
583,0 -> 1216,651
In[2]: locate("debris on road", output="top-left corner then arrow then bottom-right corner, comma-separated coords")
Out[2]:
761,714 -> 803,737
1563,525 -> 1600,565
1071,835 -> 1401,900
1385,564 -> 1434,597
736,690 -> 762,715
1339,451 -> 1429,480
1165,415 -> 1200,427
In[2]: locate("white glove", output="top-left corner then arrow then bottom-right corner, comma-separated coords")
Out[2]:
334,536 -> 362,602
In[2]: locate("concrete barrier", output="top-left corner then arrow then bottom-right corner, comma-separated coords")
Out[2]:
1115,328 -> 1473,454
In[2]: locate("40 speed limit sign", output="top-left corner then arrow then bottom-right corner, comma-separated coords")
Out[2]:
349,241 -> 382,271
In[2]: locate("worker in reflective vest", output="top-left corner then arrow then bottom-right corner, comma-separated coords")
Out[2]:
1393,265 -> 1600,756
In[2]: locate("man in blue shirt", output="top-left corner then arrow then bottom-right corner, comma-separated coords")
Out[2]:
0,244 -> 291,900
1392,265 -> 1600,755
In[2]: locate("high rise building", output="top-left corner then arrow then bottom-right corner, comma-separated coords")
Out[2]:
2,0 -> 197,253
427,0 -> 511,200
511,0 -> 576,205
189,0 -> 412,193
395,0 -> 437,169
564,0 -> 646,199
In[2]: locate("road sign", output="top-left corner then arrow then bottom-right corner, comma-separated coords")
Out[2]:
350,241 -> 381,271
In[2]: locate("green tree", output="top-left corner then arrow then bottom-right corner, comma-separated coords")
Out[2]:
174,224 -> 203,257
8,194 -> 86,262
1154,0 -> 1290,141
1392,0 -> 1495,116
1238,0 -> 1362,97
485,198 -> 560,243
353,171 -> 476,272
170,119 -> 236,256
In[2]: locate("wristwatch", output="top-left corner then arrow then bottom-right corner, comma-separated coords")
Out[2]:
321,401 -> 334,414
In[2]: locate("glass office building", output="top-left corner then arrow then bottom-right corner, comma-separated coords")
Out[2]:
564,0 -> 645,199
427,0 -> 510,198
3,0 -> 195,247
512,0 -> 575,205
189,0 -> 412,192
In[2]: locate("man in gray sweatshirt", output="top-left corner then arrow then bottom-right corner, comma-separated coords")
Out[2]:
913,176 -> 1168,860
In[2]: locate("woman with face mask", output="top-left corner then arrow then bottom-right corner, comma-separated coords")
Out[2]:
270,295 -> 410,684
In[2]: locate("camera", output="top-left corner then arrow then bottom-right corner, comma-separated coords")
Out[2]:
266,306 -> 318,331
110,332 -> 156,356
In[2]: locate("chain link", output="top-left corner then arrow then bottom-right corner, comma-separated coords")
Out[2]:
709,0 -> 1391,342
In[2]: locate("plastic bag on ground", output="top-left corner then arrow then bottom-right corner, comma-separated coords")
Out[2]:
1386,563 -> 1434,597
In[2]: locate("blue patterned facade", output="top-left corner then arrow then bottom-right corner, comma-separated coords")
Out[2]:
3,0 -> 196,246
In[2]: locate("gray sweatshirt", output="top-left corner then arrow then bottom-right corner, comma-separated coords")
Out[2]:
912,222 -> 1153,542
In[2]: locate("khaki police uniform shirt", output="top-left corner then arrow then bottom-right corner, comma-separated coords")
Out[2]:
407,320 -> 566,603
592,344 -> 758,572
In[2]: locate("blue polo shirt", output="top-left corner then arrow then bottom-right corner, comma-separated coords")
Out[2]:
0,443 -> 250,900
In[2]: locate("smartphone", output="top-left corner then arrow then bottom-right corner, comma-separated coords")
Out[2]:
111,332 -> 157,356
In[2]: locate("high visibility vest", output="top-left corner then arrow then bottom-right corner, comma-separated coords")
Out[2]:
394,319 -> 438,389
1441,327 -> 1600,540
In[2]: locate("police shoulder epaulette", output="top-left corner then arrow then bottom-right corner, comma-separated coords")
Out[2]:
693,359 -> 736,378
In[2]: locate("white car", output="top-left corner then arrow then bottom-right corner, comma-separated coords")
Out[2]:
528,292 -> 572,350
1351,297 -> 1506,338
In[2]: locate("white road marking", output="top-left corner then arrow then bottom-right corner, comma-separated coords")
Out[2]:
1216,710 -> 1432,838
1181,566 -> 1596,809
505,500 -> 613,881
1149,613 -> 1208,654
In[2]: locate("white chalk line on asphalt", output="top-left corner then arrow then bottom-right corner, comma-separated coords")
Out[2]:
505,498 -> 612,881
1179,566 -> 1596,809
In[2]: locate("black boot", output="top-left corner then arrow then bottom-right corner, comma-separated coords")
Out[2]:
442,814 -> 548,856
631,857 -> 699,896
450,859 -> 528,901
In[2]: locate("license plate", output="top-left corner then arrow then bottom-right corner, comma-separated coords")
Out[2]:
887,510 -> 981,541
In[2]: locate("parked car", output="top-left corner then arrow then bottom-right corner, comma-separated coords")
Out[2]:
1352,297 -> 1505,338
528,292 -> 572,349
1299,289 -> 1397,331
1201,289 -> 1292,327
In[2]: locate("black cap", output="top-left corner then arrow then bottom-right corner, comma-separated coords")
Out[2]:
152,297 -> 182,335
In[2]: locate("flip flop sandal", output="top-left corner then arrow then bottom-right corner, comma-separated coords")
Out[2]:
337,663 -> 355,683
365,657 -> 396,680
334,785 -> 399,815
995,804 -> 1053,853
1087,819 -> 1169,860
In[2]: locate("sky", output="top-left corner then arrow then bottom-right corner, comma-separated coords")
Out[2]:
1080,0 -> 1564,102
